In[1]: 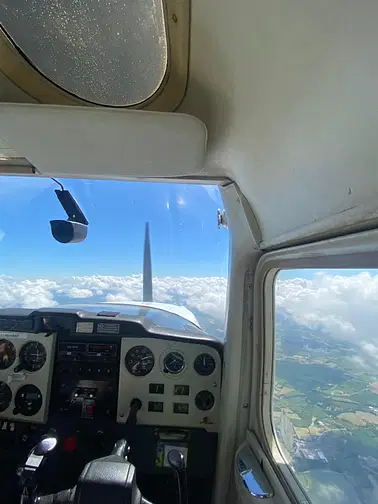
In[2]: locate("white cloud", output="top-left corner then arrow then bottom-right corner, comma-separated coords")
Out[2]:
3,269 -> 378,353
104,275 -> 228,320
65,288 -> 94,299
276,271 -> 378,367
0,274 -> 227,324
4,268 -> 378,360
0,276 -> 58,308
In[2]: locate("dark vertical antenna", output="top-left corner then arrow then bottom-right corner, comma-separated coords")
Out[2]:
143,222 -> 153,302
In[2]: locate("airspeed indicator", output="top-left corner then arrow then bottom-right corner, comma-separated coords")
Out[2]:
125,345 -> 154,376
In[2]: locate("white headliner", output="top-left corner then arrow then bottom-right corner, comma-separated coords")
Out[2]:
181,0 -> 378,247
1,1 -> 378,248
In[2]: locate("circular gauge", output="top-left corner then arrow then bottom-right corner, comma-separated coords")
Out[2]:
195,390 -> 215,411
163,352 -> 185,374
125,345 -> 154,376
0,339 -> 16,370
0,382 -> 12,412
19,342 -> 47,372
194,353 -> 216,376
14,384 -> 43,416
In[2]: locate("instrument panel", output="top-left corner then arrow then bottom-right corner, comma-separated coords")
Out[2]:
0,313 -> 223,433
0,332 -> 56,423
118,338 -> 221,432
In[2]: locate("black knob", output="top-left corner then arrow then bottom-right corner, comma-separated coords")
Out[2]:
34,435 -> 58,456
126,398 -> 142,425
130,398 -> 142,410
167,449 -> 185,471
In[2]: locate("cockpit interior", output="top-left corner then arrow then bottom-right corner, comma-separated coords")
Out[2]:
1,2 -> 378,504
0,305 -> 221,503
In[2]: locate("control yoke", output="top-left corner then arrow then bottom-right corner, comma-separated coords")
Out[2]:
20,438 -> 153,504
19,436 -> 189,504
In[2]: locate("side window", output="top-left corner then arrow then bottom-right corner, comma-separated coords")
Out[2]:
273,269 -> 378,504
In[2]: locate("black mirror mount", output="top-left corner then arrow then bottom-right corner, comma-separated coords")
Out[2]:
53,189 -> 88,226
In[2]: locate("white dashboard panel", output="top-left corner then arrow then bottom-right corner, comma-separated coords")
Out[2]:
0,332 -> 56,424
117,338 -> 222,432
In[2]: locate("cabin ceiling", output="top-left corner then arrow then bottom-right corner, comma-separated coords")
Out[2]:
1,1 -> 378,248
179,0 -> 378,247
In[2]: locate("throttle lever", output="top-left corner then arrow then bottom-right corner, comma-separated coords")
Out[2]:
126,398 -> 142,425
167,449 -> 188,504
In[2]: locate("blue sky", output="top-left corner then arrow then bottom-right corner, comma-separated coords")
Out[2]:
0,177 -> 229,278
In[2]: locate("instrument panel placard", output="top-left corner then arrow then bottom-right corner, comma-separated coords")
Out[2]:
97,323 -> 120,334
76,322 -> 94,334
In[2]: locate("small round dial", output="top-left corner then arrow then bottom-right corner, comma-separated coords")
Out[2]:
0,339 -> 16,370
195,390 -> 215,411
125,345 -> 154,376
194,353 -> 216,376
164,352 -> 185,374
14,384 -> 42,416
0,381 -> 12,412
19,342 -> 47,372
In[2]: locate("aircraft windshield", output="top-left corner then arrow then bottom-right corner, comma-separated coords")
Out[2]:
0,177 -> 229,340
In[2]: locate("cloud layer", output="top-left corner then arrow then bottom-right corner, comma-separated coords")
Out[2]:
0,274 -> 228,322
276,271 -> 378,367
2,270 -> 378,361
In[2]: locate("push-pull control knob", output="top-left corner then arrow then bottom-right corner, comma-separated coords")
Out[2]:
167,449 -> 188,504
126,398 -> 142,425
34,436 -> 58,456
18,432 -> 59,501
167,449 -> 185,471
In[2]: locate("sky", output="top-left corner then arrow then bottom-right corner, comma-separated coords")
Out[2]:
2,175 -> 378,350
0,177 -> 229,278
0,177 -> 229,329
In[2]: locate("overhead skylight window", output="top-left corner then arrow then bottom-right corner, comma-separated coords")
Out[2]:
0,0 -> 169,106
